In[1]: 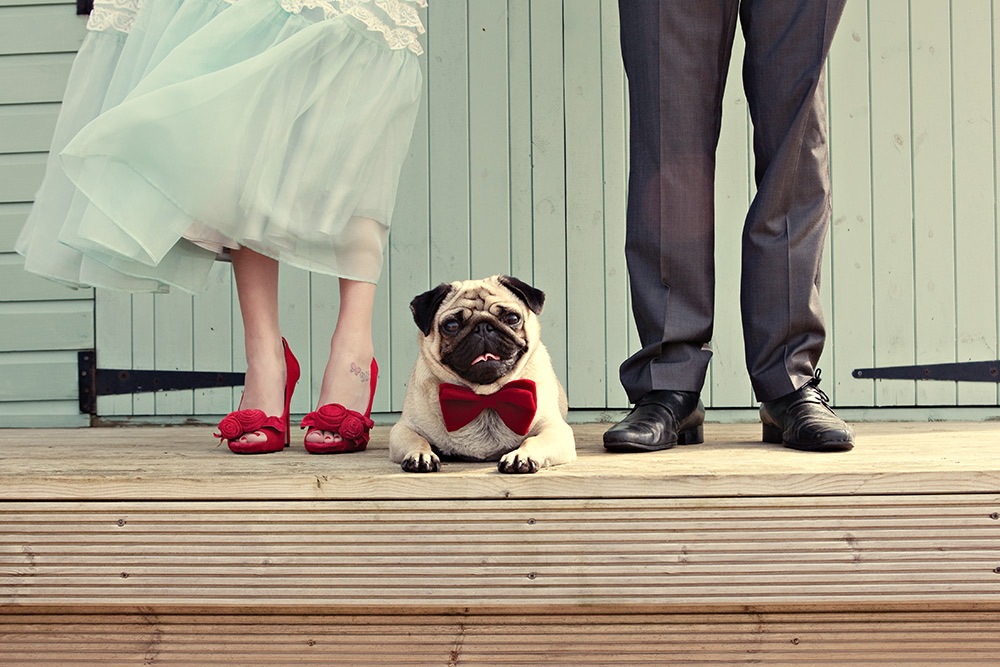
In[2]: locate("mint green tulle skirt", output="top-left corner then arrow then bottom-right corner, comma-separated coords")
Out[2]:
19,0 -> 422,293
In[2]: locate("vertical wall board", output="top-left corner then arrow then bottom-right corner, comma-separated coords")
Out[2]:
869,0 -> 917,407
530,0 -> 568,388
426,0 -> 470,285
371,267 -> 391,412
306,273 -> 336,412
564,0 -> 607,408
600,0 -> 629,409
0,54 -> 75,104
995,0 -> 1000,408
94,290 -> 134,417
819,74 -> 835,395
276,265 -> 311,417
828,0 -> 876,406
386,19 -> 430,412
151,291 -> 194,415
508,0 -> 533,284
0,203 -> 30,252
468,0 -> 511,279
952,0 -> 997,404
130,294 -> 155,414
911,1 -> 958,406
191,262 -> 234,416
710,31 -> 754,409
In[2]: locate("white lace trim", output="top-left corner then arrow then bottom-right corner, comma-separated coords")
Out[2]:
86,0 -> 143,33
280,0 -> 427,55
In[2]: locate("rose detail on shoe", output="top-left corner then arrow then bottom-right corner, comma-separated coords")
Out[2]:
301,404 -> 374,445
339,413 -> 367,441
215,409 -> 268,441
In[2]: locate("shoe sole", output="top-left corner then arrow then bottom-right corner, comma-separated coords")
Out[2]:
604,424 -> 704,453
762,423 -> 854,452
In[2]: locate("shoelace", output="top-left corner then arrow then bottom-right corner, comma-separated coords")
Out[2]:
803,370 -> 833,407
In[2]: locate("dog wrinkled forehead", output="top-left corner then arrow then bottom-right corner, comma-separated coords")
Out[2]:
410,275 -> 545,336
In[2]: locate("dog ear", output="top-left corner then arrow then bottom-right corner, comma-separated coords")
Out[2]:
498,275 -> 545,314
410,283 -> 453,336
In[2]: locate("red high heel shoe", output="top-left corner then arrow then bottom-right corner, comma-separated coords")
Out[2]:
215,338 -> 300,454
301,358 -> 377,454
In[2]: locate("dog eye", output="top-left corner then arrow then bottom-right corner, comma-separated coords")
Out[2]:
441,319 -> 461,334
503,312 -> 521,327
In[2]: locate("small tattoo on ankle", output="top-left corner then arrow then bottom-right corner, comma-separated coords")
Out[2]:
350,362 -> 370,383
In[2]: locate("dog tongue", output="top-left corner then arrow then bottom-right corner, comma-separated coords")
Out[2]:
471,353 -> 500,365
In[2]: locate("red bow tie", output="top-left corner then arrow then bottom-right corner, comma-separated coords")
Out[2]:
438,379 -> 538,435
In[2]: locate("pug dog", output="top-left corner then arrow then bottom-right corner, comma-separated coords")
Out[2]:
389,275 -> 576,474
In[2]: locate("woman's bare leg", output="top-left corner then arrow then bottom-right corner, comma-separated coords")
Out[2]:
305,278 -> 376,446
231,247 -> 286,445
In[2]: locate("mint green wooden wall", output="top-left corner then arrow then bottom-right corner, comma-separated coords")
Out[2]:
0,0 -> 90,426
3,0 -> 1000,426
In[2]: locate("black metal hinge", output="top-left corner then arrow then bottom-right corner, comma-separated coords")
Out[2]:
853,360 -> 1000,383
78,350 -> 246,415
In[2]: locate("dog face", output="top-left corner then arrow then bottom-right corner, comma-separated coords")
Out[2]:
410,275 -> 545,387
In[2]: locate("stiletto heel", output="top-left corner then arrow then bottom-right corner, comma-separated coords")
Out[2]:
216,337 -> 300,454
301,358 -> 377,454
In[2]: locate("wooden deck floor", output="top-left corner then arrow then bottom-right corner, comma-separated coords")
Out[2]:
2,421 -> 999,665
0,421 -> 998,500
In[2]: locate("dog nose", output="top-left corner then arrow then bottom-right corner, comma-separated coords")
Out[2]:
474,321 -> 495,336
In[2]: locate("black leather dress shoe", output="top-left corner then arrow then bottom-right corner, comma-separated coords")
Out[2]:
603,390 -> 705,452
759,373 -> 854,452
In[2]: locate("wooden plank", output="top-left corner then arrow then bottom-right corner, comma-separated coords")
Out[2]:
385,37 -> 429,412
529,0 -> 568,388
951,0 -> 997,406
0,203 -> 30,252
0,400 -> 86,428
599,0 -> 629,409
0,103 -> 60,154
0,53 -> 76,104
0,0 -> 70,6
93,290 -> 134,417
0,492 -> 998,610
710,30 -> 754,408
0,253 -> 91,301
0,350 -> 80,401
0,422 -> 998,500
911,1 -> 957,406
0,301 -> 91,352
507,0 -> 532,283
151,291 -> 194,416
0,6 -> 86,56
192,263 -> 235,416
277,266 -> 311,419
468,0 -> 510,278
828,0 -> 875,406
426,0 -> 470,284
130,293 -> 155,415
564,0 -> 607,408
0,154 -> 45,204
869,0 -> 917,407
0,612 -> 997,667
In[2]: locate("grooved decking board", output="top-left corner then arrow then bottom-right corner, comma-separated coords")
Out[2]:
2,495 -> 999,610
1,612 -> 1000,665
0,423 -> 998,500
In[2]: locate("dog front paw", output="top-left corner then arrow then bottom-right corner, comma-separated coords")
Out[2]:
401,451 -> 440,473
498,451 -> 540,474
